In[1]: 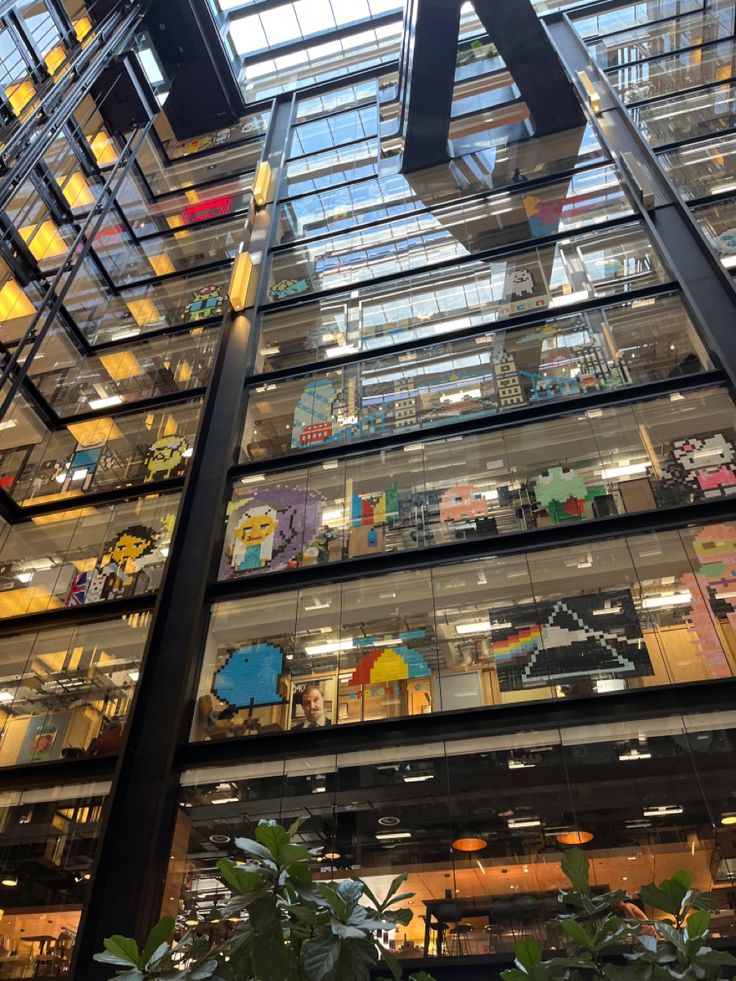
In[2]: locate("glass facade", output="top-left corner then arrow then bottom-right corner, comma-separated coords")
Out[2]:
4,0 -> 736,976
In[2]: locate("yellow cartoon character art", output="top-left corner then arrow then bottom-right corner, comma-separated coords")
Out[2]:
85,525 -> 159,603
144,434 -> 190,482
232,505 -> 278,572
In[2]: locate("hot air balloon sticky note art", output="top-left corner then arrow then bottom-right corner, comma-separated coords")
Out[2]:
491,589 -> 652,692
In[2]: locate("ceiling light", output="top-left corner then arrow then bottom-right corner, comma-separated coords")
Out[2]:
304,638 -> 354,656
128,670 -> 140,682
452,836 -> 487,852
507,818 -> 542,829
378,816 -> 400,826
556,830 -> 593,845
642,593 -> 691,610
185,918 -> 198,927
643,805 -> 683,817
1,876 -> 18,888
323,851 -> 341,861
210,796 -> 239,805
508,759 -> 535,770
0,692 -> 13,703
721,814 -> 736,826
619,748 -> 651,761
600,463 -> 649,479
375,831 -> 412,841
403,774 -> 434,783
89,395 -> 123,410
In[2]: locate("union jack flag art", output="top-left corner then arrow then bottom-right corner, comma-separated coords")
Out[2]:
65,571 -> 88,607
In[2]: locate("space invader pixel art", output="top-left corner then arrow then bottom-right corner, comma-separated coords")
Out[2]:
491,589 -> 652,692
213,643 -> 286,710
664,429 -> 736,501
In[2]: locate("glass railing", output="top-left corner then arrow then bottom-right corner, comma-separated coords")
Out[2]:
289,104 -> 380,159
277,128 -> 605,241
195,517 -> 736,740
115,172 -> 253,238
255,222 -> 670,373
0,613 -> 149,766
631,82 -> 736,149
93,213 -> 246,288
0,396 -> 203,506
31,322 -> 218,416
587,7 -> 733,67
226,384 -> 729,579
607,40 -> 736,105
160,107 -> 271,160
62,261 -> 230,344
659,132 -> 736,201
0,491 -> 179,619
574,0 -> 705,43
266,165 -> 634,300
133,132 -> 261,196
694,196 -> 736,268
242,292 -> 708,463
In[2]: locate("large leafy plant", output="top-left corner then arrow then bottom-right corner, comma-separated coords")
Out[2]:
502,848 -> 736,981
94,818 -> 435,981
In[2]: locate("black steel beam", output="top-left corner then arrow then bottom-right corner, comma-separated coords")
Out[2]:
398,0 -> 584,173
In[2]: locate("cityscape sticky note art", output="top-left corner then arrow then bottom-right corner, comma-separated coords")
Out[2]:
491,589 -> 652,692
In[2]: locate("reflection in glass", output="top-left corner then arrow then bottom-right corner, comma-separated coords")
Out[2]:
244,292 -> 704,462
267,165 -> 632,299
257,222 -> 668,372
659,132 -> 736,200
0,783 -> 108,975
0,615 -> 150,766
632,83 -> 736,149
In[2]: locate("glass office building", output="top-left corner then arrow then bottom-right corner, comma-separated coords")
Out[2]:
1,0 -> 736,976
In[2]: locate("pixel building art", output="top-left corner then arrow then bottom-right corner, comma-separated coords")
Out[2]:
680,522 -> 736,675
492,589 -> 652,692
213,642 -> 286,710
346,630 -> 432,687
533,466 -> 607,523
144,434 -> 190,482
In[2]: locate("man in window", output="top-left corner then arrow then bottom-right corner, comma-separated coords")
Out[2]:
293,683 -> 332,729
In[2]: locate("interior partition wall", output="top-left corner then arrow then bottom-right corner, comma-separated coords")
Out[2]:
3,0 -> 736,979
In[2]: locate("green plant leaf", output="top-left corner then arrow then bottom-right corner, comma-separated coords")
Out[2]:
303,935 -> 342,981
93,951 -> 141,968
686,909 -> 711,939
383,873 -> 409,908
287,862 -> 312,885
318,883 -> 347,920
217,858 -> 263,896
141,916 -> 175,967
336,877 -> 365,917
379,948 -> 402,981
233,836 -> 275,863
408,974 -> 438,981
515,937 -> 543,971
561,848 -> 590,894
560,919 -> 594,950
102,935 -> 141,968
287,816 -> 308,838
639,883 -> 682,917
278,843 -> 311,865
250,924 -> 294,981
255,821 -> 290,859
695,949 -> 736,966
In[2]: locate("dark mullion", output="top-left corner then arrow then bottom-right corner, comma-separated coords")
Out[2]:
0,753 -> 116,792
0,592 -> 157,636
603,32 -> 736,73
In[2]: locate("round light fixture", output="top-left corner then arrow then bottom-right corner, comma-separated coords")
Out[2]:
452,836 -> 487,853
721,814 -> 736,826
1,876 -> 18,888
323,851 -> 341,861
378,816 -> 400,827
184,918 -> 198,927
556,830 -> 593,846
209,834 -> 231,845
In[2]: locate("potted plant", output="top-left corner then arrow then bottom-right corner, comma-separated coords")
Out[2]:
502,848 -> 736,981
94,818 -> 435,981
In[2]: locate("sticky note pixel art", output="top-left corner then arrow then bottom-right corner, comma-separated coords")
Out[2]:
492,589 -> 652,692
348,644 -> 432,686
213,642 -> 285,710
664,429 -> 736,500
